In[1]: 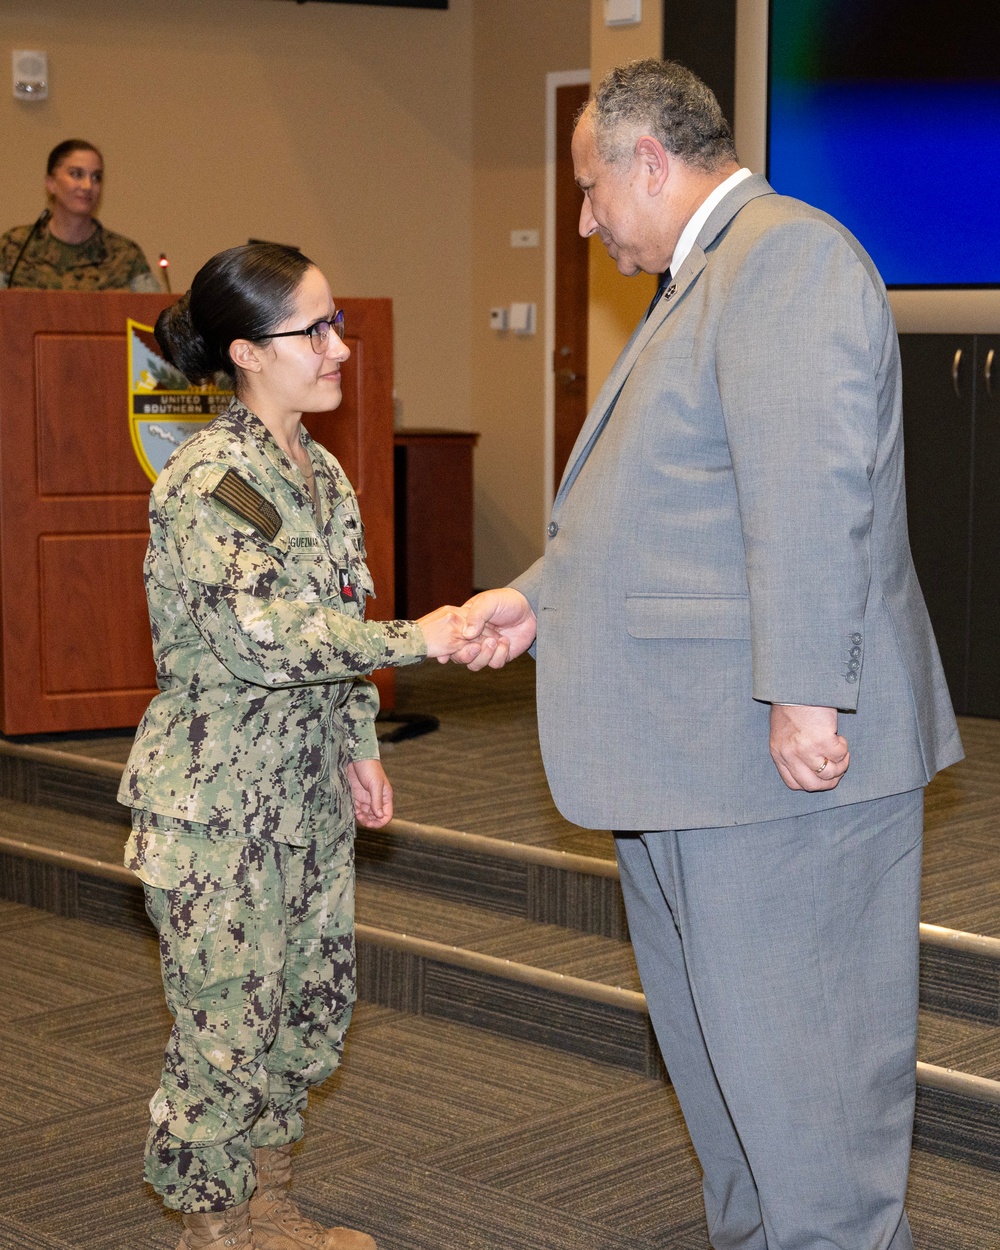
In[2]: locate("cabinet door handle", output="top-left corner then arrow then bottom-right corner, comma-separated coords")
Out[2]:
986,348 -> 995,399
952,348 -> 963,399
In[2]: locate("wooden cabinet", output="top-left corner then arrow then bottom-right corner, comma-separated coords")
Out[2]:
900,333 -> 1000,715
394,429 -> 478,618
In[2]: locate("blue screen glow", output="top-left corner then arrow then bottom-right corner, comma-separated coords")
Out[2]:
768,5 -> 1000,287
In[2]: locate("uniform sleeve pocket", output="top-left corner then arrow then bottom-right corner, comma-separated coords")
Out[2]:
625,593 -> 751,639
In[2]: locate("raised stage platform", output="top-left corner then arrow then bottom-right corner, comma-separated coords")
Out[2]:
2,657 -> 1000,1172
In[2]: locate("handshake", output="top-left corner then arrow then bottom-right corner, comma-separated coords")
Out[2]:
416,588 -> 537,671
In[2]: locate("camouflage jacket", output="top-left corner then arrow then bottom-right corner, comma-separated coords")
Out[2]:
0,219 -> 160,291
118,400 -> 425,845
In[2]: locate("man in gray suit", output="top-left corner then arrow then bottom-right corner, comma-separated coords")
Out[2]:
460,60 -> 962,1250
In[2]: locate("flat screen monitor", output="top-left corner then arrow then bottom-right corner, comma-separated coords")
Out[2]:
767,0 -> 1000,288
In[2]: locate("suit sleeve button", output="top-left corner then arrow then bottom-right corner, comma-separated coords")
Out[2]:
547,521 -> 559,538
850,646 -> 862,658
846,672 -> 858,682
851,633 -> 862,644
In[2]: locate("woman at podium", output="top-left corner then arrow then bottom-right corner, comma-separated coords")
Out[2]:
0,138 -> 160,291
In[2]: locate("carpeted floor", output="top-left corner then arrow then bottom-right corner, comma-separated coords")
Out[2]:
1,897 -> 1000,1250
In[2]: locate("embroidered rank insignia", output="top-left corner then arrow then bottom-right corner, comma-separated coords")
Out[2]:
210,469 -> 282,542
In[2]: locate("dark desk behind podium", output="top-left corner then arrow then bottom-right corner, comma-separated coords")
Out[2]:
0,290 -> 396,735
394,428 -> 479,618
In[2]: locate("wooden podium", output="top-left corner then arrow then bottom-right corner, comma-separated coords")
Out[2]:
0,290 -> 396,736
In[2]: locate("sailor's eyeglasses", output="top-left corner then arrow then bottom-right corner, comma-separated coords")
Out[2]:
264,309 -> 345,354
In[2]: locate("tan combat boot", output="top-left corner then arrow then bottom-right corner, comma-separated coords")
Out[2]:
250,1144 -> 376,1250
177,1200 -> 254,1248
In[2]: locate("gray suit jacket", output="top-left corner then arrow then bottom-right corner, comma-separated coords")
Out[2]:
513,175 -> 961,831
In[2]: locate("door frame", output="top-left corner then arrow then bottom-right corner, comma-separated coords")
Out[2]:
545,68 -> 590,525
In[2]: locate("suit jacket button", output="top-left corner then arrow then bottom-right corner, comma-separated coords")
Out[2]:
846,672 -> 858,682
850,646 -> 862,658
851,633 -> 862,644
547,521 -> 559,538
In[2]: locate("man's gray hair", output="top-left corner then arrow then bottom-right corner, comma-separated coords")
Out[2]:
589,59 -> 738,173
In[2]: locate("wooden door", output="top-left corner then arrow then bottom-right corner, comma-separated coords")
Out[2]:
0,291 -> 396,734
899,332 -> 975,712
553,81 -> 591,492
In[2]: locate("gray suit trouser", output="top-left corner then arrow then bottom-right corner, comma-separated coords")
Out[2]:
615,789 -> 923,1250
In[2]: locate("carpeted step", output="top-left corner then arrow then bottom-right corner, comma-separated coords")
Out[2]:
3,784 -> 1000,1031
0,791 -> 657,1073
0,741 -> 127,827
358,819 -> 626,938
354,875 -> 656,1074
2,793 -> 999,1168
915,974 -> 1000,1168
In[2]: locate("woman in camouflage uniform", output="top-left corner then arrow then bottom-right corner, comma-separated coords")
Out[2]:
119,243 -> 477,1250
0,138 -> 159,290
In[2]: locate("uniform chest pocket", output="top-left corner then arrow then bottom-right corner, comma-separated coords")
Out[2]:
280,531 -> 336,601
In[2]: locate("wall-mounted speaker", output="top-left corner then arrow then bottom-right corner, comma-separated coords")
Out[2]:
12,50 -> 48,102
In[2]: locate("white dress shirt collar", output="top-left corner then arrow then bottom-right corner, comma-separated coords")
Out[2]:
669,167 -> 752,278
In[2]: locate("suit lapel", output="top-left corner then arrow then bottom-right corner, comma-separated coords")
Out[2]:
553,174 -> 775,508
554,260 -> 701,505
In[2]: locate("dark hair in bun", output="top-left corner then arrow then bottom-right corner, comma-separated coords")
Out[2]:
47,138 -> 102,175
154,243 -> 313,388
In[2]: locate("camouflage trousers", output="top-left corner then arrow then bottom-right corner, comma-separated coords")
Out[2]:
130,811 -> 356,1213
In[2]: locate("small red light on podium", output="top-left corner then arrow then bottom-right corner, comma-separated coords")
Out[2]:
158,253 -> 172,293
158,254 -> 169,268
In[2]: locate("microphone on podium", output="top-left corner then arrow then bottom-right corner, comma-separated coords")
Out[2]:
5,207 -> 52,288
158,253 -> 171,293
